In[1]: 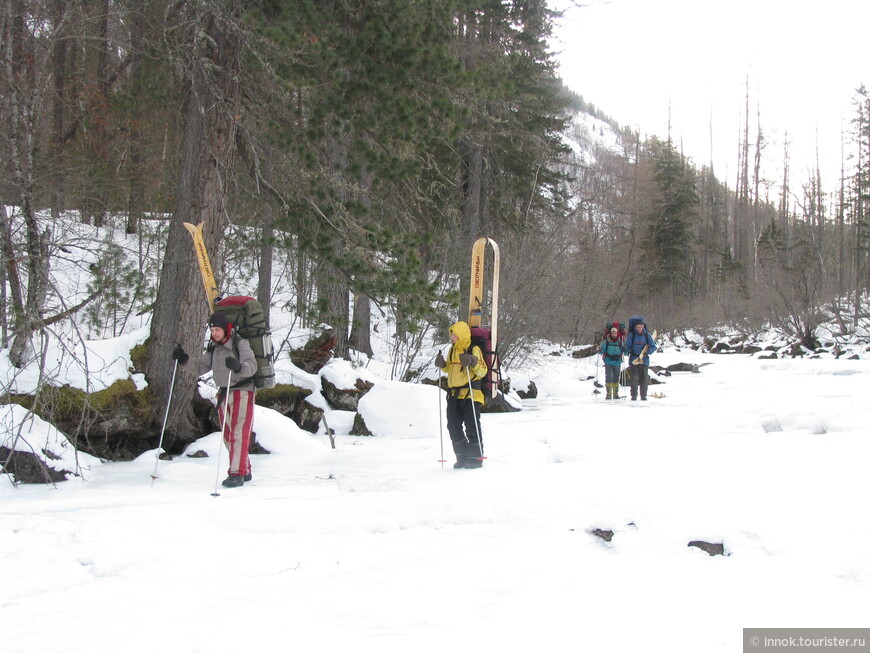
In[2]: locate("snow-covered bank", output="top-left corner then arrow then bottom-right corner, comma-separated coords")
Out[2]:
2,350 -> 869,652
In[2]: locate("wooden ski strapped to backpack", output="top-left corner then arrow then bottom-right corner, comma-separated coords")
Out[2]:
468,237 -> 502,400
184,222 -> 276,389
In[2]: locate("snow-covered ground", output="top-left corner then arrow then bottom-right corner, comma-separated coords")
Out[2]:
3,343 -> 869,652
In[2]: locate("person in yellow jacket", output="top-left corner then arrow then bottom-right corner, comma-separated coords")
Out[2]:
435,321 -> 488,469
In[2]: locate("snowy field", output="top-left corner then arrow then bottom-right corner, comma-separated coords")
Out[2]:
2,345 -> 869,652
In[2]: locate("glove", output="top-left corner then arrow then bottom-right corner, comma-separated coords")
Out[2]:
225,356 -> 242,373
171,345 -> 189,365
434,352 -> 446,368
458,353 -> 477,367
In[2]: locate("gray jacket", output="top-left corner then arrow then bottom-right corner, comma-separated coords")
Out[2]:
197,334 -> 257,391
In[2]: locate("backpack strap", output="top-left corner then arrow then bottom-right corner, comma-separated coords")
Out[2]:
210,331 -> 253,390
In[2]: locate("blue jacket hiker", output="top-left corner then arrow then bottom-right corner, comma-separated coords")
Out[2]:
623,317 -> 657,401
600,325 -> 625,400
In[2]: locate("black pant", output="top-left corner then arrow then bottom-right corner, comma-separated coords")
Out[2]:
628,364 -> 649,398
446,394 -> 483,460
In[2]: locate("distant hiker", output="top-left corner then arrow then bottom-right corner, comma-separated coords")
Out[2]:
623,316 -> 657,401
600,324 -> 625,400
435,321 -> 488,469
173,312 -> 258,488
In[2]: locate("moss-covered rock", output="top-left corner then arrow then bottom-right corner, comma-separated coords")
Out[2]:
129,341 -> 148,375
2,380 -> 158,462
254,383 -> 323,433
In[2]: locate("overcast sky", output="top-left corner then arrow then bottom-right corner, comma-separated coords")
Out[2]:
552,0 -> 869,194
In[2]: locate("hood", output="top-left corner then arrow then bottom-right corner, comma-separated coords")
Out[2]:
210,323 -> 234,345
449,321 -> 471,350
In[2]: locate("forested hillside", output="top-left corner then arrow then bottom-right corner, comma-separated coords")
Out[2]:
2,1 -> 868,449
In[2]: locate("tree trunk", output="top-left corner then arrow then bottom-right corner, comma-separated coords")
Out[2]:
257,203 -> 274,326
316,269 -> 349,358
125,0 -> 145,236
348,293 -> 373,357
144,1 -> 243,450
50,0 -> 67,219
5,0 -> 51,368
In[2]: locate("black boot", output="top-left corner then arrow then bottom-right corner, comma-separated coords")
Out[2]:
452,441 -> 468,469
221,474 -> 244,488
464,442 -> 483,468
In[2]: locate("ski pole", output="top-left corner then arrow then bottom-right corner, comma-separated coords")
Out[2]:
593,355 -> 602,394
465,366 -> 484,461
619,360 -> 626,399
211,370 -> 233,497
150,358 -> 180,485
437,372 -> 446,467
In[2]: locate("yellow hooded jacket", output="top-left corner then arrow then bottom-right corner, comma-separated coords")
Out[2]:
439,321 -> 488,404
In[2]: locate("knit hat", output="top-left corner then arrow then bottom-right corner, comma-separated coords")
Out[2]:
207,312 -> 229,330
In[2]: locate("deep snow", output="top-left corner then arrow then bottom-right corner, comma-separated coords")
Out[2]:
3,339 -> 869,652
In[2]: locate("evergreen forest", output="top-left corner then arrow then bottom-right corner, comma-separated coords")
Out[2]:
2,1 -> 869,449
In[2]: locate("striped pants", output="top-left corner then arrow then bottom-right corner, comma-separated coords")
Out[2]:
218,389 -> 256,477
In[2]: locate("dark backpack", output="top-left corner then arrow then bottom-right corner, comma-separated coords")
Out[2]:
470,326 -> 501,398
628,315 -> 647,332
211,296 -> 276,389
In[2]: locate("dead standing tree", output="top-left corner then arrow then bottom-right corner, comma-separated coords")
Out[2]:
0,2 -> 90,368
144,1 -> 244,450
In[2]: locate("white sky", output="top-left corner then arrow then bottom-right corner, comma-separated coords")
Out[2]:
552,0 -> 870,193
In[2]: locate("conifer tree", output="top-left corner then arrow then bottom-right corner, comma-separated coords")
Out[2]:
637,137 -> 699,304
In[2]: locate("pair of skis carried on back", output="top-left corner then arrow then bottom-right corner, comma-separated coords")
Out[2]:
436,237 -> 502,467
183,222 -> 220,309
467,237 -> 502,401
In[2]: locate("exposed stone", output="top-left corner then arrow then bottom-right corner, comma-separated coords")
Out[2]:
320,376 -> 373,411
479,391 -> 520,413
255,384 -> 323,434
665,363 -> 695,373
350,413 -> 373,436
248,431 -> 270,455
515,380 -> 538,399
0,447 -> 69,484
572,345 -> 598,359
289,329 -> 336,373
688,540 -> 725,556
590,528 -> 614,542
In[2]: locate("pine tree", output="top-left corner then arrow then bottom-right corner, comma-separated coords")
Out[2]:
637,137 -> 699,303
